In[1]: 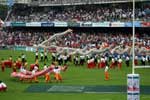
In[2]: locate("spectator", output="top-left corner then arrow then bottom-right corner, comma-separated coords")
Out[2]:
7,3 -> 150,22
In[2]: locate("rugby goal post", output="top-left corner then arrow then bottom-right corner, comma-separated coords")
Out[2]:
127,0 -> 139,100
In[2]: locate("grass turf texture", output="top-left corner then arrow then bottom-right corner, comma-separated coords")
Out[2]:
0,50 -> 150,100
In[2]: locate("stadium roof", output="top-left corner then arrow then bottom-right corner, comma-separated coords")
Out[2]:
31,0 -> 150,6
0,0 -> 149,6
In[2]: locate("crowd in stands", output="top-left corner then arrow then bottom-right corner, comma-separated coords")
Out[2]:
8,3 -> 150,22
0,30 -> 150,50
54,32 -> 150,49
0,30 -> 50,46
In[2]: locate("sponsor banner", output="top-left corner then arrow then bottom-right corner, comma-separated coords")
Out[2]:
135,21 -> 141,27
11,22 -> 26,27
68,22 -> 80,27
134,21 -> 141,27
5,22 -> 11,26
125,22 -> 141,27
111,22 -> 125,27
127,74 -> 140,93
92,22 -> 110,27
41,22 -> 54,27
125,22 -> 132,27
26,22 -> 41,27
81,22 -> 92,27
141,22 -> 150,27
7,0 -> 14,7
14,46 -> 42,52
26,47 -> 36,52
54,22 -> 67,27
127,74 -> 140,100
14,46 -> 26,51
7,21 -> 146,27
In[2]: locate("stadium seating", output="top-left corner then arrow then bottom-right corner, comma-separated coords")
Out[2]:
0,30 -> 149,50
7,3 -> 150,22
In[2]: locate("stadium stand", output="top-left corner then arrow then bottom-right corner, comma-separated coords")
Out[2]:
0,29 -> 149,49
0,1 -> 149,59
7,3 -> 150,22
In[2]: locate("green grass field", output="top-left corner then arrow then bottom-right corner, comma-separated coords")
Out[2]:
0,50 -> 150,100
